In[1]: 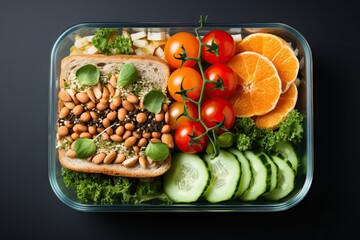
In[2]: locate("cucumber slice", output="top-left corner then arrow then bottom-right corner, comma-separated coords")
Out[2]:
241,151 -> 272,201
164,152 -> 210,203
264,155 -> 295,201
227,148 -> 252,198
261,152 -> 278,193
274,141 -> 299,173
203,149 -> 241,203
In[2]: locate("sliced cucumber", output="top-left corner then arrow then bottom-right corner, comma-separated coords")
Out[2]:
264,155 -> 295,201
227,148 -> 252,198
203,149 -> 241,203
164,152 -> 210,203
241,151 -> 272,201
261,152 -> 278,193
274,141 -> 299,173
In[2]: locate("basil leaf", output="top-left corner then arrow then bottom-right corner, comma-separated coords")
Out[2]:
76,64 -> 100,86
74,138 -> 97,159
143,90 -> 164,114
145,142 -> 169,162
117,63 -> 138,87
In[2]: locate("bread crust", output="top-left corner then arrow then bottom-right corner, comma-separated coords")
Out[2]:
57,54 -> 171,177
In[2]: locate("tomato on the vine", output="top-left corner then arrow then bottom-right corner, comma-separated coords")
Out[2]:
174,120 -> 208,154
204,63 -> 237,98
201,30 -> 236,64
168,101 -> 199,130
164,32 -> 199,68
201,98 -> 235,132
167,67 -> 203,102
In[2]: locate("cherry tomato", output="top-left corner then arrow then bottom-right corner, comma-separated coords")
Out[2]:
201,30 -> 236,64
168,101 -> 199,130
175,120 -> 208,154
164,32 -> 199,68
204,64 -> 237,98
168,67 -> 203,102
201,98 -> 235,132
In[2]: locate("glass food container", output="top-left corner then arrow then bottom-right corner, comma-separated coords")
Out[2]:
49,22 -> 313,212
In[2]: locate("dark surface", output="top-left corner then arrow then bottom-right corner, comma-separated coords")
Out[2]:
1,0 -> 358,239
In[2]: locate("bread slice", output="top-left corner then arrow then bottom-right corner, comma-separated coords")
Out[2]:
57,54 -> 172,178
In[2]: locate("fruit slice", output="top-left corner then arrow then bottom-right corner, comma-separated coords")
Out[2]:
253,83 -> 298,129
236,33 -> 299,92
227,51 -> 282,117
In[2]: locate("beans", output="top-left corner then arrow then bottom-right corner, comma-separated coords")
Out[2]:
122,156 -> 139,167
96,102 -> 108,111
65,149 -> 77,158
88,126 -> 97,135
137,138 -> 148,147
125,123 -> 135,131
92,153 -> 106,164
102,87 -> 110,100
155,112 -> 164,122
127,94 -> 139,104
139,156 -> 147,168
110,134 -> 123,142
109,74 -> 117,88
80,132 -> 92,138
142,132 -> 151,139
122,100 -> 134,112
92,86 -> 102,99
109,102 -> 117,110
90,111 -> 98,120
100,98 -> 108,105
102,118 -> 110,128
76,92 -> 90,103
104,151 -> 117,164
86,89 -> 96,103
64,121 -> 73,129
161,133 -> 174,148
124,136 -> 137,147
164,111 -> 170,124
152,131 -> 161,139
80,112 -> 91,122
136,112 -> 147,123
75,124 -> 87,132
112,97 -> 122,107
71,132 -> 79,140
59,89 -> 72,102
114,153 -> 126,164
118,108 -> 127,121
58,126 -> 69,136
86,101 -> 95,111
107,111 -> 117,121
161,124 -> 171,134
63,101 -> 75,109
115,126 -> 125,136
59,107 -> 70,118
72,105 -> 84,116
107,83 -> 115,96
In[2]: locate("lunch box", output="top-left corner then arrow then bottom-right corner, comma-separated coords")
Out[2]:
48,22 -> 313,212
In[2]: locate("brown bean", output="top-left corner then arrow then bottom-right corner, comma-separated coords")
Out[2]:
92,86 -> 102,99
104,151 -> 117,164
133,146 -> 140,153
118,108 -> 127,121
110,134 -> 123,142
109,102 -> 117,110
96,102 -> 108,111
63,101 -> 75,109
76,92 -> 90,103
86,101 -> 95,111
132,131 -> 141,139
137,138 -> 148,147
100,98 -> 108,105
139,156 -> 147,168
88,126 -> 97,135
58,126 -> 69,136
115,125 -> 125,136
122,100 -> 134,112
136,112 -> 147,123
101,132 -> 110,141
107,111 -> 117,121
75,124 -> 87,132
65,149 -> 77,158
109,74 -> 117,88
164,111 -> 170,123
122,156 -> 139,167
102,87 -> 110,100
155,112 -> 164,122
107,83 -> 115,96
123,130 -> 132,139
125,123 -> 135,131
162,103 -> 168,112
70,141 -> 76,150
114,153 -> 126,164
106,127 -> 113,135
72,125 -> 80,134
71,132 -> 79,140
59,89 -> 72,102
79,132 -> 92,139
152,131 -> 161,139
161,124 -> 171,134
72,105 -> 84,116
90,111 -> 98,120
86,89 -> 96,103
92,153 -> 106,164
102,118 -> 110,128
64,121 -> 73,129
150,138 -> 161,143
161,133 -> 174,148
142,132 -> 151,139
112,97 -> 122,107
59,107 -> 70,118
127,94 -> 139,104
80,112 -> 91,122
124,136 -> 137,147
147,156 -> 153,165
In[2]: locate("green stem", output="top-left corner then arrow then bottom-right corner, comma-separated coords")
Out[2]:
93,124 -> 116,141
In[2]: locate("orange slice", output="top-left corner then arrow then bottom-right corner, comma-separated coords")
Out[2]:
228,51 -> 282,117
236,33 -> 299,93
253,83 -> 298,130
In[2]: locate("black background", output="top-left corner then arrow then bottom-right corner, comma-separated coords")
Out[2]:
1,0 -> 359,239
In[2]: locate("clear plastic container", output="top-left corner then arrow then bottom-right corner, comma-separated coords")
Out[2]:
49,22 -> 313,212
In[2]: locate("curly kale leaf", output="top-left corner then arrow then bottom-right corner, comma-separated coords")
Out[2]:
92,28 -> 131,55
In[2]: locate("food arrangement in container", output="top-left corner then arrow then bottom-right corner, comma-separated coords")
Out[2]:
49,16 -> 313,211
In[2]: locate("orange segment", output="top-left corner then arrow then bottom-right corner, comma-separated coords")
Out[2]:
253,83 -> 298,129
228,52 -> 281,117
236,33 -> 299,93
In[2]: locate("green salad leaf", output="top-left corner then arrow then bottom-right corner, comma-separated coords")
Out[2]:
143,90 -> 164,114
76,64 -> 100,86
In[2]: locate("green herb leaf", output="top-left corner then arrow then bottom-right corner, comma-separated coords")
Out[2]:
74,138 -> 97,159
117,63 -> 138,87
143,90 -> 164,114
145,142 -> 169,162
76,64 -> 100,86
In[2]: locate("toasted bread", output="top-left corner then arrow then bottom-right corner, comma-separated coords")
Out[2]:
57,54 -> 172,178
